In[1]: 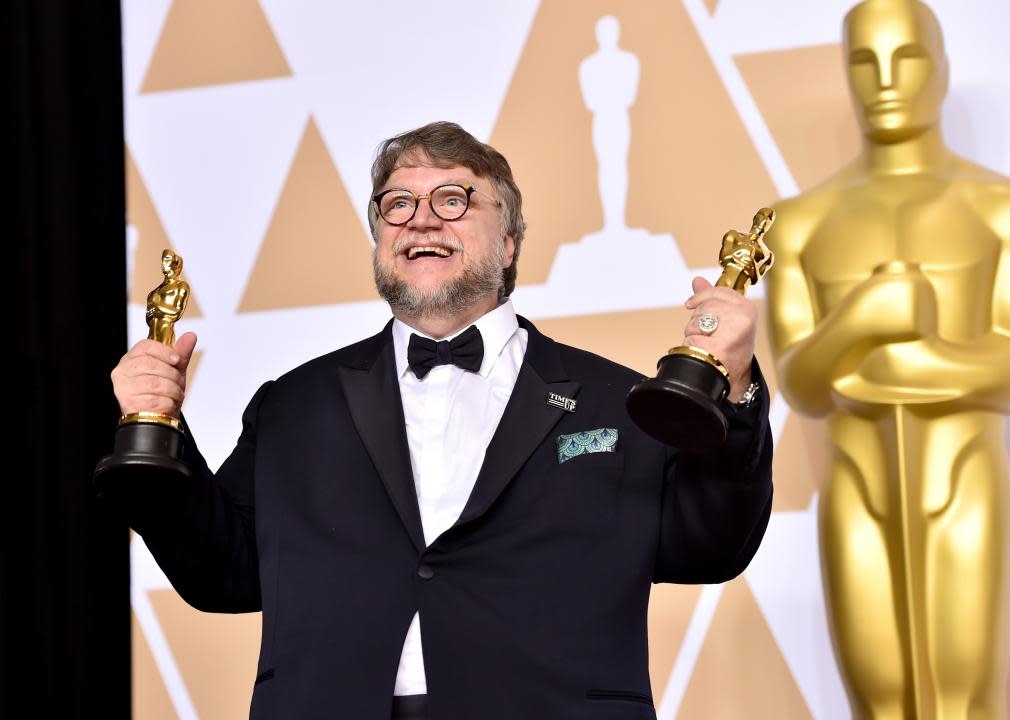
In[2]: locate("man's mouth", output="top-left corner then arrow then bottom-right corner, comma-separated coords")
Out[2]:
405,246 -> 455,260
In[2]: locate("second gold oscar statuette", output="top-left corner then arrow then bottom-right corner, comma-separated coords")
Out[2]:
625,208 -> 775,450
94,249 -> 194,493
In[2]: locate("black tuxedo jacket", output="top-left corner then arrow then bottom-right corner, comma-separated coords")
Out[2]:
124,316 -> 773,720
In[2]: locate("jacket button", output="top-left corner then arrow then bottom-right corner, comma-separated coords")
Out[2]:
417,564 -> 435,580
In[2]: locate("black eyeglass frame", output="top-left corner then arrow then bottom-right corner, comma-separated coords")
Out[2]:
371,183 -> 499,226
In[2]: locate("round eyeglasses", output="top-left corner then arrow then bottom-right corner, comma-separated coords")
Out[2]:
371,183 -> 498,226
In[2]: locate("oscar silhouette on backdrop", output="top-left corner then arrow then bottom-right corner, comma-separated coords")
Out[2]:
579,15 -> 640,235
765,0 -> 1010,717
542,15 -> 684,312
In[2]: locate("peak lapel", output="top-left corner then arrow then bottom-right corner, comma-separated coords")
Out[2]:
337,330 -> 425,553
456,318 -> 579,528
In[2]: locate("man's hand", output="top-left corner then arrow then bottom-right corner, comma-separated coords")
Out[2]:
683,277 -> 757,402
111,331 -> 197,419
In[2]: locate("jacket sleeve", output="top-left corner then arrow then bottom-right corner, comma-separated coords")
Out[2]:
114,380 -> 274,613
652,359 -> 774,584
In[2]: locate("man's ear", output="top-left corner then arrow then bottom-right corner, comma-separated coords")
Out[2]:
503,234 -> 516,268
367,207 -> 380,245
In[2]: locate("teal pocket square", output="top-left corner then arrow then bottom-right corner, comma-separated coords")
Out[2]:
556,428 -> 618,464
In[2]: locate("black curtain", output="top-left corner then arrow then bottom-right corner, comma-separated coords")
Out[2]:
5,0 -> 131,717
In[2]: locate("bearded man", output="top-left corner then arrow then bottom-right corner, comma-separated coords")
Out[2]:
109,121 -> 773,720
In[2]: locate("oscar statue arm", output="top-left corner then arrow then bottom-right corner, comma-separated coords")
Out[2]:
858,333 -> 1010,412
145,284 -> 190,328
763,213 -> 882,417
766,212 -> 941,416
849,205 -> 1010,412
764,234 -> 838,417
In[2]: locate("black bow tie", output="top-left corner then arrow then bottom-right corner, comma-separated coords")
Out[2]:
407,325 -> 484,379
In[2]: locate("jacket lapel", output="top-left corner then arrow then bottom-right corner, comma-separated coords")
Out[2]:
456,317 -> 579,527
337,322 -> 426,553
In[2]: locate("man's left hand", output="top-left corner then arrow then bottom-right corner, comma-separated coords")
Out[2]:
683,276 -> 757,403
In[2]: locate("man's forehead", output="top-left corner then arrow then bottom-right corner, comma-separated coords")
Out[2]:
385,157 -> 481,187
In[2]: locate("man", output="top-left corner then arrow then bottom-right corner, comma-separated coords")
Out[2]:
110,122 -> 773,719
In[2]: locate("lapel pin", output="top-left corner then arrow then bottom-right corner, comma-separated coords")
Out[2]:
547,392 -> 577,413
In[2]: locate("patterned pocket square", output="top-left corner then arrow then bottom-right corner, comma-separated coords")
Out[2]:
556,428 -> 619,464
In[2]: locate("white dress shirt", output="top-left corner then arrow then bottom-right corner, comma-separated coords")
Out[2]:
390,299 -> 528,697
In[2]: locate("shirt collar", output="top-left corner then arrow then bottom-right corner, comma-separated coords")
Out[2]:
393,299 -> 520,379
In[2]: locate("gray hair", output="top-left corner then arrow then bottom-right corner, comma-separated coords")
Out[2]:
369,121 -> 526,297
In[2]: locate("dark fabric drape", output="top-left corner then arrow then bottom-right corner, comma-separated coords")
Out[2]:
5,0 -> 130,717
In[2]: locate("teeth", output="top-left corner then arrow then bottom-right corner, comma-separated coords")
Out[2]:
407,246 -> 452,259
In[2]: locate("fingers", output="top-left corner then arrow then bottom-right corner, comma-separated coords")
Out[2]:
681,288 -> 759,392
125,395 -> 183,416
684,310 -> 718,339
684,293 -> 757,335
124,337 -> 179,364
691,276 -> 712,294
174,332 -> 198,371
111,334 -> 197,418
684,276 -> 720,309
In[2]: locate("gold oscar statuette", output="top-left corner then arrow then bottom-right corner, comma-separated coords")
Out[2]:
94,249 -> 193,489
626,208 -> 774,450
764,0 -> 1010,715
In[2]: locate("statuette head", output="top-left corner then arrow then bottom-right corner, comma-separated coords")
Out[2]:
161,249 -> 183,278
843,0 -> 948,143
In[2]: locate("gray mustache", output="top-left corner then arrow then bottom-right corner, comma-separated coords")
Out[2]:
393,234 -> 463,255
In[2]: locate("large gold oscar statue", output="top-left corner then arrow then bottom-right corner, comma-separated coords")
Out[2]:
764,1 -> 1010,717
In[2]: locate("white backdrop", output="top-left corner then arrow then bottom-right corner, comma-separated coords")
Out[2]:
122,1 -> 1010,717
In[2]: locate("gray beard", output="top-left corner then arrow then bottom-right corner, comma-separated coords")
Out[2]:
373,240 -> 505,319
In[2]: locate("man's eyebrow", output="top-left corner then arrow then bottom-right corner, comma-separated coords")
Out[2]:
382,178 -> 476,192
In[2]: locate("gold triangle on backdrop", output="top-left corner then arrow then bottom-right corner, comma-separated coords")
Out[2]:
141,0 -> 292,93
491,2 -> 776,284
704,0 -> 721,15
238,116 -> 379,313
149,589 -> 261,719
649,584 -> 704,702
677,578 -> 813,719
623,1 -> 778,268
127,149 -> 204,318
132,611 -> 178,719
488,1 -> 602,285
736,44 -> 862,191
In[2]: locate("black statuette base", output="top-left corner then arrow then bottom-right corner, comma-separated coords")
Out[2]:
626,352 -> 730,452
93,421 -> 191,498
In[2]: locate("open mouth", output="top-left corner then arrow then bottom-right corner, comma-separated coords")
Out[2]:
404,246 -> 455,260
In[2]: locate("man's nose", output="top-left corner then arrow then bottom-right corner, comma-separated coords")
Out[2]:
407,198 -> 443,231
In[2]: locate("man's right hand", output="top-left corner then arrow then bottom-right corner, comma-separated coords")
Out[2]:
111,331 -> 197,419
